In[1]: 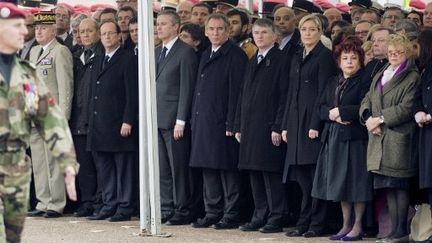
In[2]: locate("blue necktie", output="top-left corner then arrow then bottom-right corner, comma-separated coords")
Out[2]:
157,46 -> 168,72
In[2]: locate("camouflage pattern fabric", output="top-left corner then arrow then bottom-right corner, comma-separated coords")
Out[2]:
0,150 -> 30,243
239,38 -> 258,60
0,57 -> 78,242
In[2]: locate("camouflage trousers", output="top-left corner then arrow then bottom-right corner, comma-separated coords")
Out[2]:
0,149 -> 31,243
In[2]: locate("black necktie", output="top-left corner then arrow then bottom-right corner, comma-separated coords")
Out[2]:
84,49 -> 92,64
257,54 -> 264,64
102,55 -> 109,70
157,46 -> 167,72
210,51 -> 216,59
37,48 -> 44,60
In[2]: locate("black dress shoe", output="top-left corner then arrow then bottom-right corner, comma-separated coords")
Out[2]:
259,224 -> 283,233
165,215 -> 192,225
239,222 -> 264,232
191,216 -> 220,228
213,218 -> 239,230
108,213 -> 131,222
286,228 -> 307,237
161,212 -> 174,224
303,230 -> 322,238
44,210 -> 62,218
74,207 -> 93,217
28,210 -> 46,217
87,212 -> 114,220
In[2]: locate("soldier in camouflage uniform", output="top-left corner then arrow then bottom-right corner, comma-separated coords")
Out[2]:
0,3 -> 78,242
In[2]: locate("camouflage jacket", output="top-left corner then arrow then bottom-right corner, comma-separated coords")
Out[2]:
239,38 -> 258,60
0,57 -> 78,173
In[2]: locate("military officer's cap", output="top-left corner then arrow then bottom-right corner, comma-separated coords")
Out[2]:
348,0 -> 372,9
216,0 -> 238,8
34,11 -> 55,25
201,0 -> 217,9
292,0 -> 323,14
0,2 -> 26,19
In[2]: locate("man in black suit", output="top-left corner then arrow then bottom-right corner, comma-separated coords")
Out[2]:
54,5 -> 74,50
70,18 -> 104,218
155,10 -> 198,225
189,13 -> 248,230
86,20 -> 138,222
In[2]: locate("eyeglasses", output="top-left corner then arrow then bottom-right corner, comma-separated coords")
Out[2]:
387,50 -> 405,57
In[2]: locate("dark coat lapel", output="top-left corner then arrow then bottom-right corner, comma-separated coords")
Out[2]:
98,48 -> 123,78
202,40 -> 232,68
156,39 -> 181,77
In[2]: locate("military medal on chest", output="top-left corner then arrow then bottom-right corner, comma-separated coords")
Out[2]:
23,82 -> 39,116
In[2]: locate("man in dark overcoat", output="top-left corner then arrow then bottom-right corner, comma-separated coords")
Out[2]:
234,19 -> 288,234
189,13 -> 248,229
86,20 -> 138,222
70,18 -> 104,217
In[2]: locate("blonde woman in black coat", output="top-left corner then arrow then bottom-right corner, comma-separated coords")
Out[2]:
282,14 -> 338,237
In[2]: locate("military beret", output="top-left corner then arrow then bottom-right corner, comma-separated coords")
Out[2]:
216,0 -> 238,8
34,11 -> 56,24
0,0 -> 18,5
335,2 -> 350,14
0,2 -> 26,19
293,0 -> 323,14
410,0 -> 426,10
348,0 -> 372,9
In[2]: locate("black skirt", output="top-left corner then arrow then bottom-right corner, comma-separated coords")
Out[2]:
311,123 -> 372,202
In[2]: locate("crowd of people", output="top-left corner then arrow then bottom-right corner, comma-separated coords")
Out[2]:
1,0 -> 432,242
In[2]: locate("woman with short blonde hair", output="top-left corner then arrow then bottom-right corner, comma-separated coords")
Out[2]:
360,34 -> 420,242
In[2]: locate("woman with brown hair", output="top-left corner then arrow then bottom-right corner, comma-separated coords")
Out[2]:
312,36 -> 372,241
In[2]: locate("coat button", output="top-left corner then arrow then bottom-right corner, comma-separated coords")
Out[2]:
427,86 -> 430,90
197,92 -> 200,96
96,81 -> 100,85
425,104 -> 429,108
77,130 -> 81,134
94,111 -> 97,115
196,112 -> 199,115
201,74 -> 204,78
94,96 -> 98,99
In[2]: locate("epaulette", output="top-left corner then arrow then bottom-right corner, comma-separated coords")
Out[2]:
19,59 -> 36,69
243,38 -> 252,44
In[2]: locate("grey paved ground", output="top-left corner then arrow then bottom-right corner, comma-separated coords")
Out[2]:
21,216 -> 378,243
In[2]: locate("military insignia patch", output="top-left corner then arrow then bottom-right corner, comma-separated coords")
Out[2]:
0,7 -> 10,18
23,83 -> 39,116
